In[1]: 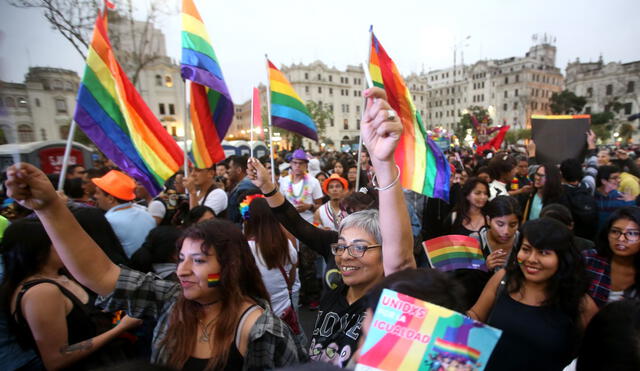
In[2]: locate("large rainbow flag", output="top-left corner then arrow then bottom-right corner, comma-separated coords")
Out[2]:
423,235 -> 487,272
369,29 -> 450,200
267,59 -> 318,141
74,10 -> 183,196
181,0 -> 233,168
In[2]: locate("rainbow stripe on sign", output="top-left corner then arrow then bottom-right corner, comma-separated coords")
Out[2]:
207,273 -> 220,287
267,59 -> 318,141
423,235 -> 487,272
433,338 -> 481,362
181,0 -> 233,168
74,10 -> 183,196
369,28 -> 450,201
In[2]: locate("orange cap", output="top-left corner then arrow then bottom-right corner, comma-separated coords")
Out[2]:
322,173 -> 348,194
91,170 -> 136,201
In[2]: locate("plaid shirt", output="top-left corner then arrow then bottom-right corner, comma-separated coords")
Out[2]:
97,267 -> 307,369
582,249 -> 611,308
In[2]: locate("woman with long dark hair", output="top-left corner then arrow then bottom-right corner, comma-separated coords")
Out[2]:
469,218 -> 598,370
520,163 -> 563,221
444,177 -> 489,236
3,164 -> 307,370
242,195 -> 300,319
0,219 -> 140,370
584,206 -> 640,308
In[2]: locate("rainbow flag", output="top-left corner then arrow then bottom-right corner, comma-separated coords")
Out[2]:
74,10 -> 183,196
267,59 -> 318,141
423,235 -> 487,272
252,87 -> 264,139
369,29 -> 450,200
181,0 -> 233,168
207,273 -> 220,287
433,338 -> 481,362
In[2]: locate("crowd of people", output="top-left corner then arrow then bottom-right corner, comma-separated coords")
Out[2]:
0,86 -> 639,370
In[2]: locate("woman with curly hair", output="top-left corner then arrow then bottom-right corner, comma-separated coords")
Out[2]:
469,218 -> 598,370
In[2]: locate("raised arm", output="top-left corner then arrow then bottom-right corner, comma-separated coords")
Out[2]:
362,87 -> 416,274
247,158 -> 337,259
6,163 -> 120,296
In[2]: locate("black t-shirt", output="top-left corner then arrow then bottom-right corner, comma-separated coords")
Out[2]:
308,283 -> 366,368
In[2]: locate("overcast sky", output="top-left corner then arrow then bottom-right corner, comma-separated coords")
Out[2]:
1,0 -> 639,103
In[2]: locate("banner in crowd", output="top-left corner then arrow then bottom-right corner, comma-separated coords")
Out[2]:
181,0 -> 233,168
356,289 -> 502,371
267,59 -> 318,141
74,10 -> 183,196
423,235 -> 488,272
531,115 -> 590,165
368,28 -> 450,201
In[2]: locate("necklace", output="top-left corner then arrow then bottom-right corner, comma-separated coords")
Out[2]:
198,317 -> 216,343
285,174 -> 311,205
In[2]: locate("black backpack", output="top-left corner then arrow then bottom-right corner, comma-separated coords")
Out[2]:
562,184 -> 598,240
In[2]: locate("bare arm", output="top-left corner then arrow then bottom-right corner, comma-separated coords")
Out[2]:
580,294 -> 599,330
362,88 -> 416,274
467,269 -> 506,321
6,164 -> 120,296
21,284 -> 140,370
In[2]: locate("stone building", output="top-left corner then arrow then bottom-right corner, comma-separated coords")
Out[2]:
565,57 -> 639,119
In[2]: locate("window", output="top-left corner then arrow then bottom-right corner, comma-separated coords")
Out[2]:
35,98 -> 40,107
40,128 -> 47,140
159,103 -> 166,115
330,119 -> 334,127
504,77 -> 509,84
329,75 -> 333,82
624,103 -> 633,115
52,80 -> 63,89
318,87 -> 322,93
344,77 -> 349,84
329,88 -> 333,95
65,81 -> 73,90
628,81 -> 635,93
357,119 -> 361,130
55,98 -> 67,113
164,75 -> 173,87
513,102 -> 518,110
5,97 -> 15,107
585,106 -> 591,114
155,75 -> 162,86
305,86 -> 309,93
317,73 -> 321,80
356,105 -> 360,113
169,104 -> 175,115
503,103 -> 508,111
606,84 -> 613,95
305,73 -> 309,80
515,74 -> 519,82
515,89 -> 519,97
18,124 -> 34,143
18,97 -> 27,107
343,119 -> 349,130
504,91 -> 508,98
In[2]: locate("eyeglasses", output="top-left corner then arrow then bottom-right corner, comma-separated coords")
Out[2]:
609,229 -> 640,241
330,242 -> 381,258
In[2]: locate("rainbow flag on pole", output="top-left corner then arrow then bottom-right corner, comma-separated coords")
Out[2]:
369,28 -> 450,200
423,235 -> 487,272
74,10 -> 183,196
267,59 -> 318,141
181,0 -> 233,168
252,87 -> 264,139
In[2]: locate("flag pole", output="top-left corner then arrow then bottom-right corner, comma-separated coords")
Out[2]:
355,27 -> 375,191
265,55 -> 276,184
250,88 -> 255,157
183,78 -> 190,177
57,118 -> 78,191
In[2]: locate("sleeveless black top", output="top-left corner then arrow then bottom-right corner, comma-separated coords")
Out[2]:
486,291 -> 575,371
13,279 -> 98,370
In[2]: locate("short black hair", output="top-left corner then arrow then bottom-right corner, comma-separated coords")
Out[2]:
560,158 -> 583,183
596,165 -> 620,188
228,155 -> 249,172
66,164 -> 85,175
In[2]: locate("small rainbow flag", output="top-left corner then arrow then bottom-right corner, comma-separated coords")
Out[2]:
74,10 -> 183,196
423,235 -> 487,272
433,338 -> 481,362
267,59 -> 318,141
369,28 -> 450,201
207,273 -> 220,287
181,0 -> 233,168
252,87 -> 264,139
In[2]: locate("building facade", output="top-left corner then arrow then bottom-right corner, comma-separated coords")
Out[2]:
565,57 -> 640,119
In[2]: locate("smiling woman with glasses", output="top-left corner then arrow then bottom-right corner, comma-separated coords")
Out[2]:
584,206 -> 640,307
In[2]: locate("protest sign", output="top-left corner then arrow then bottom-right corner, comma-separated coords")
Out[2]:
356,289 -> 502,371
531,115 -> 590,165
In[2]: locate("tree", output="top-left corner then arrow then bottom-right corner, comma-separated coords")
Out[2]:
10,0 -> 175,85
549,90 -> 587,114
455,105 -> 491,142
305,101 -> 332,139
